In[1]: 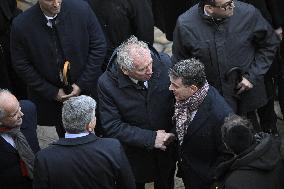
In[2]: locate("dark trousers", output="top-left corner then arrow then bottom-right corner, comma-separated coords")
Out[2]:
279,41 -> 284,116
257,75 -> 278,133
279,64 -> 284,116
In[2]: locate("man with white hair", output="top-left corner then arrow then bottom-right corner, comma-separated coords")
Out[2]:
0,89 -> 40,189
98,36 -> 176,189
33,95 -> 135,189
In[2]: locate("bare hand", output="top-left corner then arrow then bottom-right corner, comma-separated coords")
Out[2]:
61,84 -> 81,100
154,130 -> 175,150
275,27 -> 283,41
236,77 -> 253,95
154,130 -> 167,151
55,88 -> 67,102
163,133 -> 176,146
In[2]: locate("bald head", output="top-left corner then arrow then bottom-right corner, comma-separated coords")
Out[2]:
0,89 -> 23,127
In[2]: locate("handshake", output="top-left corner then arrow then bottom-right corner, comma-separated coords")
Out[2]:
154,130 -> 176,151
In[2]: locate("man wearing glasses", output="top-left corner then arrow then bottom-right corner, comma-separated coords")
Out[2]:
172,0 -> 279,130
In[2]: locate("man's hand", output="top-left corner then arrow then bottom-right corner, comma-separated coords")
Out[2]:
275,27 -> 283,41
55,88 -> 67,102
236,77 -> 253,95
61,83 -> 81,100
154,130 -> 175,151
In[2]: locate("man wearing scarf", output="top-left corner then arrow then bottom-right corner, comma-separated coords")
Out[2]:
169,58 -> 233,189
0,89 -> 40,189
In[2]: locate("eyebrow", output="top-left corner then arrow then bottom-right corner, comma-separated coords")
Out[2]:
138,61 -> 152,71
10,105 -> 20,117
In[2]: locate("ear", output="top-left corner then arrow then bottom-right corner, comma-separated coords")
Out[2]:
204,4 -> 214,14
86,117 -> 96,133
190,85 -> 199,93
120,66 -> 129,76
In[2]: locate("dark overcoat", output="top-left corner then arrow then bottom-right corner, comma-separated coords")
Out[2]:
84,0 -> 154,69
214,134 -> 284,189
151,0 -> 190,41
0,0 -> 26,99
97,49 -> 176,184
178,86 -> 233,189
0,100 -> 40,189
33,134 -> 135,189
172,2 -> 279,113
10,0 -> 106,126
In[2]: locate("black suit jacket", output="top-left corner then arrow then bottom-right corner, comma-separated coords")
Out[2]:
0,100 -> 40,189
178,86 -> 233,189
33,134 -> 135,189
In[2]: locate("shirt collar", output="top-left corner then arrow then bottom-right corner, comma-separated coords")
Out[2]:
65,132 -> 89,139
44,14 -> 57,28
129,77 -> 148,88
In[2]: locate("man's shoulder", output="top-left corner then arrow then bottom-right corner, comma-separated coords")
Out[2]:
177,4 -> 200,26
12,5 -> 39,27
63,0 -> 91,12
98,70 -> 117,89
234,1 -> 257,19
206,86 -> 233,115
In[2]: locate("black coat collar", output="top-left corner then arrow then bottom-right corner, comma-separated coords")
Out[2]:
52,133 -> 99,146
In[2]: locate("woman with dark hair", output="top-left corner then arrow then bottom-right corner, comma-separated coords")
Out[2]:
214,114 -> 284,189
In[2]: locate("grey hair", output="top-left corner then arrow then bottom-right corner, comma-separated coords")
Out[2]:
169,58 -> 206,88
62,95 -> 97,133
116,35 -> 150,70
0,89 -> 12,120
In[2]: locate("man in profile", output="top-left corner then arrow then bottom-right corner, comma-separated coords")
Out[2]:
98,36 -> 176,189
0,89 -> 40,189
169,58 -> 232,189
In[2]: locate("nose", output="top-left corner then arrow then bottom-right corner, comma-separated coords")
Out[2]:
169,84 -> 173,91
19,110 -> 24,118
146,64 -> 153,75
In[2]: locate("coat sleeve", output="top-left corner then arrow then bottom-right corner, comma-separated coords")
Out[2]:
10,22 -> 59,100
128,0 -> 154,45
97,78 -> 157,150
245,8 -> 279,84
33,153 -> 49,189
116,142 -> 136,189
75,5 -> 106,93
171,19 -> 193,64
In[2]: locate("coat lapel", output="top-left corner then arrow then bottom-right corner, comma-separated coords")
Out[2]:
147,59 -> 161,98
0,136 -> 18,154
183,92 -> 211,142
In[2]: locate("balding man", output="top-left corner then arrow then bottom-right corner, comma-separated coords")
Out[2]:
0,89 -> 40,189
98,36 -> 176,189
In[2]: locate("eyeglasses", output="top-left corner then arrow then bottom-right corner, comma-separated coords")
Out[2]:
212,0 -> 234,11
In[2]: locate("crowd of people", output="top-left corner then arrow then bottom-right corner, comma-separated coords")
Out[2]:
1,0 -> 284,189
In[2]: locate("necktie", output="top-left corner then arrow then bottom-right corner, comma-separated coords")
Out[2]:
137,81 -> 147,97
137,81 -> 147,90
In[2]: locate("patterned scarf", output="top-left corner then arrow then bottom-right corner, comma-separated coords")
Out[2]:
173,82 -> 209,145
0,126 -> 35,179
